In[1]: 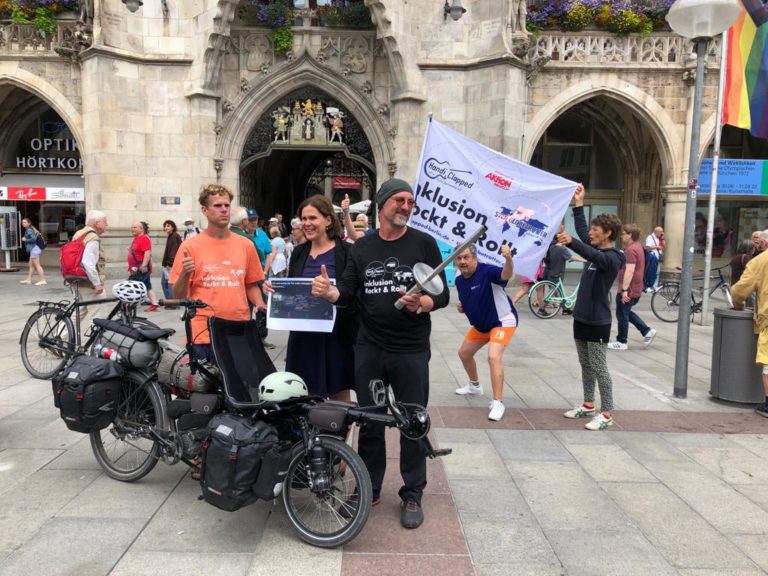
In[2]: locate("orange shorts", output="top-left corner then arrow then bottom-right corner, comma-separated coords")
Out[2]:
465,326 -> 516,346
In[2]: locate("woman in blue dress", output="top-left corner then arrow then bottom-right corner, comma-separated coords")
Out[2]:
282,195 -> 356,400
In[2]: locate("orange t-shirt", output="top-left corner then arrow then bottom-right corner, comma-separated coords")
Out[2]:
169,232 -> 264,343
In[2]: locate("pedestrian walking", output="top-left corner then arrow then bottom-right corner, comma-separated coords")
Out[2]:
161,219 -> 182,303
556,184 -> 624,431
643,226 -> 664,292
128,221 -> 159,311
608,223 -> 656,350
454,243 -> 517,421
72,210 -> 108,320
20,217 -> 47,285
312,177 -> 449,529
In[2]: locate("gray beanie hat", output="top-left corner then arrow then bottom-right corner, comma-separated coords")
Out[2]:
375,178 -> 413,208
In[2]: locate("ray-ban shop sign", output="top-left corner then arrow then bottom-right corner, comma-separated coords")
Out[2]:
0,187 -> 85,202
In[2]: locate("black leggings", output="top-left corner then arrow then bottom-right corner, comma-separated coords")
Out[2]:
354,343 -> 430,504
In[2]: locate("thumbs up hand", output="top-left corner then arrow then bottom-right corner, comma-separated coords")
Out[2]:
181,249 -> 195,275
312,264 -> 332,297
341,194 -> 350,213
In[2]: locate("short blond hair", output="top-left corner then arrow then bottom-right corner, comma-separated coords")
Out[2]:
199,184 -> 233,207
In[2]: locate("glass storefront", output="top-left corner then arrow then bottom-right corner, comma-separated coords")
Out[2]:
0,106 -> 84,257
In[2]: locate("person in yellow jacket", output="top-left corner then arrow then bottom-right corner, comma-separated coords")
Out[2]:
731,233 -> 768,417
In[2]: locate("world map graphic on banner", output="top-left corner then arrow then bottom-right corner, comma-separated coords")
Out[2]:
409,119 -> 578,279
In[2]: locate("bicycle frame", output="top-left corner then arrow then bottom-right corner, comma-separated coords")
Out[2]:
531,278 -> 579,309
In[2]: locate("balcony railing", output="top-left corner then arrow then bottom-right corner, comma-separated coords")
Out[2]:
0,20 -> 79,55
533,31 -> 721,68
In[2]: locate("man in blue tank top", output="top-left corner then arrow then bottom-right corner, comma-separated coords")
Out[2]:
454,243 -> 517,421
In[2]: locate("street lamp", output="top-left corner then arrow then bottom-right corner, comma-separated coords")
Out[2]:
666,0 -> 741,398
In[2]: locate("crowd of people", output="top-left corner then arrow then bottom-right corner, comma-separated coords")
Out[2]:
20,179 -> 768,531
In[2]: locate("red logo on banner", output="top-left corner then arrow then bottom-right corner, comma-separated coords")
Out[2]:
8,187 -> 45,200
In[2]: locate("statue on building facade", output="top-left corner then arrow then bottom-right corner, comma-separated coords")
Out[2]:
508,0 -> 527,34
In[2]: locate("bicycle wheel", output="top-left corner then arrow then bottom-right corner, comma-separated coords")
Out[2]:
90,371 -> 163,482
528,281 -> 563,319
651,282 -> 681,323
20,307 -> 75,379
282,436 -> 372,548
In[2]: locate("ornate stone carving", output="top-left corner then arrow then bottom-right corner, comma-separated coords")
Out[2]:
377,103 -> 389,116
638,189 -> 655,203
388,161 -> 397,177
240,77 -> 250,93
388,126 -> 397,140
202,0 -> 240,92
242,34 -> 273,73
222,99 -> 235,115
341,36 -> 370,74
361,80 -> 373,95
526,55 -> 550,84
214,158 -> 224,178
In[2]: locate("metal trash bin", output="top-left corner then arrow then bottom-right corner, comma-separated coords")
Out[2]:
710,307 -> 763,403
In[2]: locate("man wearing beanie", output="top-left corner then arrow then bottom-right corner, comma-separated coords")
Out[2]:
312,177 -> 449,530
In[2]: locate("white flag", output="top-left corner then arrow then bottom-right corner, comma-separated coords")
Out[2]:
410,120 -> 578,279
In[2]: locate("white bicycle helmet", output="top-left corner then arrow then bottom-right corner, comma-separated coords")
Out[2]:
112,280 -> 148,304
259,371 -> 308,401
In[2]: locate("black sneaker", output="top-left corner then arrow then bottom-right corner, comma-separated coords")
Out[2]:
400,498 -> 424,529
562,309 -> 573,316
756,405 -> 768,418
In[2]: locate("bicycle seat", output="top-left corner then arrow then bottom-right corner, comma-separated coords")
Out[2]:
208,317 -> 277,409
136,327 -> 176,340
64,276 -> 92,285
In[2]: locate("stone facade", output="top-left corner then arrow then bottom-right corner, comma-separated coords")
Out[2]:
0,0 -> 734,275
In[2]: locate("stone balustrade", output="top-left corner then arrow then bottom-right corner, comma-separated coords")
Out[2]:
533,31 -> 721,68
0,20 -> 79,55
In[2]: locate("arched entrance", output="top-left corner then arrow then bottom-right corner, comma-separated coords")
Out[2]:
239,87 -> 376,219
530,95 -> 665,231
0,84 -> 85,262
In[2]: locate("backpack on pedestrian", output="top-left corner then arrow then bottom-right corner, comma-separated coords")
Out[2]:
59,231 -> 96,280
35,233 -> 46,250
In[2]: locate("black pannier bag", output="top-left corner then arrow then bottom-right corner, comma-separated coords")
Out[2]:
52,355 -> 124,433
200,413 -> 286,511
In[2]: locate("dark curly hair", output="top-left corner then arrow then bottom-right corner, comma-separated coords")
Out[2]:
591,213 -> 622,242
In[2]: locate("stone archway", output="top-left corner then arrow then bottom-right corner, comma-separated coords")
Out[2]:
215,54 -> 394,201
0,68 -> 84,150
524,78 -> 680,184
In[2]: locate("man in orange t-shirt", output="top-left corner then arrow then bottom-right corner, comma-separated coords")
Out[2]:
169,184 -> 266,362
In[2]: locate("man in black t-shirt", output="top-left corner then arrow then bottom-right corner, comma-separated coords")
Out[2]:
312,178 -> 449,530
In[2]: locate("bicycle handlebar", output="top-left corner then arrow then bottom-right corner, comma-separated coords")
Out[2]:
158,299 -> 208,309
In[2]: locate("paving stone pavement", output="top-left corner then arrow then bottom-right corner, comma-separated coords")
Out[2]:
0,270 -> 766,575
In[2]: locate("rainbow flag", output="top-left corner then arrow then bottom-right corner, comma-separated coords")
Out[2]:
723,0 -> 768,139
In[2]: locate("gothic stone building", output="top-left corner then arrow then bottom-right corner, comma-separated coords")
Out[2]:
0,0 -> 765,276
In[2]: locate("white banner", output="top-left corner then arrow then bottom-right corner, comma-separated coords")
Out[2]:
410,120 -> 578,279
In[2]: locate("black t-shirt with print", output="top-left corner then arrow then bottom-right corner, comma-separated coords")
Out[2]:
336,227 -> 450,352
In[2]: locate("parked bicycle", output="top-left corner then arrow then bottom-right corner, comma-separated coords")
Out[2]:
86,298 -> 451,548
650,264 -> 733,323
20,280 -> 158,379
527,277 -> 579,319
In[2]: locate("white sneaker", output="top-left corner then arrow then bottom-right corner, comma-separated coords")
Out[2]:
455,383 -> 483,396
607,341 -> 628,350
563,404 -> 596,419
585,413 -> 614,431
488,400 -> 505,421
643,328 -> 657,348
34,280 -> 47,286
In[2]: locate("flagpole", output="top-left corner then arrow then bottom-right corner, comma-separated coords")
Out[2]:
700,31 -> 729,324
